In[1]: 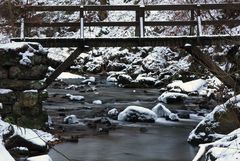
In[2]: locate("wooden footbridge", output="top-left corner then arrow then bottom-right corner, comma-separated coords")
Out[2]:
7,3 -> 240,91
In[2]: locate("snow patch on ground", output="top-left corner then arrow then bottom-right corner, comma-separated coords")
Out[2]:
0,89 -> 13,94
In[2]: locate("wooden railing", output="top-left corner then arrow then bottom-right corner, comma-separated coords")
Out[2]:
11,3 -> 240,39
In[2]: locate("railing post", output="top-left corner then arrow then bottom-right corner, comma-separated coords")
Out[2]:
135,5 -> 145,37
20,17 -> 25,40
80,5 -> 84,39
196,4 -> 202,36
190,9 -> 195,35
139,5 -> 145,38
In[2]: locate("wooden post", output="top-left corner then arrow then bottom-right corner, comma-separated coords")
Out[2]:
190,9 -> 195,35
186,45 -> 240,93
20,17 -> 25,39
80,6 -> 84,39
139,5 -> 145,38
196,5 -> 202,36
135,6 -> 140,37
43,46 -> 90,89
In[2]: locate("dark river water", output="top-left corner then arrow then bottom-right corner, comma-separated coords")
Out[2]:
45,76 -> 200,161
49,123 -> 198,161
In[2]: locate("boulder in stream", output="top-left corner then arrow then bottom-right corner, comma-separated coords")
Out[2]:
118,106 -> 157,122
188,95 -> 240,145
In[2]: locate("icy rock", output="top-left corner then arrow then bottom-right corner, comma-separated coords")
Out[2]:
158,91 -> 188,104
106,62 -> 127,71
81,76 -> 96,84
93,100 -> 102,105
135,75 -> 157,86
107,108 -> 119,120
117,74 -> 133,85
64,115 -> 79,124
66,94 -> 85,101
118,106 -> 157,123
167,79 -> 207,93
152,103 -> 179,121
152,103 -> 171,118
188,95 -> 240,145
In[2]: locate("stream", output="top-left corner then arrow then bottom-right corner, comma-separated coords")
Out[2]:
44,75 -> 203,161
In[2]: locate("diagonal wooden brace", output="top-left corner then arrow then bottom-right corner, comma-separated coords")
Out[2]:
42,46 -> 90,89
185,45 -> 240,93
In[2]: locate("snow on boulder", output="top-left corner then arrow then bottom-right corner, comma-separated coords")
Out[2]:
152,103 -> 179,121
193,128 -> 240,161
0,119 -> 57,155
66,94 -> 85,101
0,143 -> 15,161
57,72 -> 85,80
64,115 -> 79,124
167,79 -> 207,93
188,95 -> 240,145
117,74 -> 133,85
27,154 -> 52,161
135,75 -> 157,86
118,106 -> 157,123
152,103 -> 171,117
158,91 -> 188,104
81,76 -> 96,84
108,108 -> 119,120
93,100 -> 102,105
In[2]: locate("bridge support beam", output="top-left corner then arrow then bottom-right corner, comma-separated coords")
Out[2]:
186,46 -> 240,93
43,46 -> 90,89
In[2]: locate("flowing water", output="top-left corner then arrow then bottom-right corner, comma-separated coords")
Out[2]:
45,76 -> 202,161
49,122 -> 198,161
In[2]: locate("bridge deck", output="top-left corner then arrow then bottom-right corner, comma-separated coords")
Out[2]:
11,35 -> 240,47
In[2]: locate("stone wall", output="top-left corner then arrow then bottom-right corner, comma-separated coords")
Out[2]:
0,42 -> 48,129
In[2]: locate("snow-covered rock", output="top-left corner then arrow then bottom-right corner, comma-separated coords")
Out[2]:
93,100 -> 102,105
0,89 -> 13,94
152,103 -> 179,121
135,75 -> 157,86
57,72 -> 85,80
193,128 -> 240,161
158,91 -> 188,104
118,106 -> 157,122
81,76 -> 96,84
188,95 -> 240,145
66,94 -> 85,101
64,115 -> 79,124
152,103 -> 171,117
0,143 -> 15,161
167,79 -> 207,93
117,74 -> 133,85
27,154 -> 52,161
107,108 -> 119,120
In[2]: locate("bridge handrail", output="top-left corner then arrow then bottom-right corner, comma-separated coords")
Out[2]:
16,3 -> 240,11
9,3 -> 240,39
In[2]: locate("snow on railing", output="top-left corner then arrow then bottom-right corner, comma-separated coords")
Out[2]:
10,3 -> 240,39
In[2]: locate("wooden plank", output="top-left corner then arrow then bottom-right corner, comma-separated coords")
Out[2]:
202,20 -> 240,26
145,21 -> 196,26
17,3 -> 240,12
15,21 -> 138,27
186,46 -> 240,93
43,46 -> 90,89
10,35 -> 240,47
14,20 -> 240,28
